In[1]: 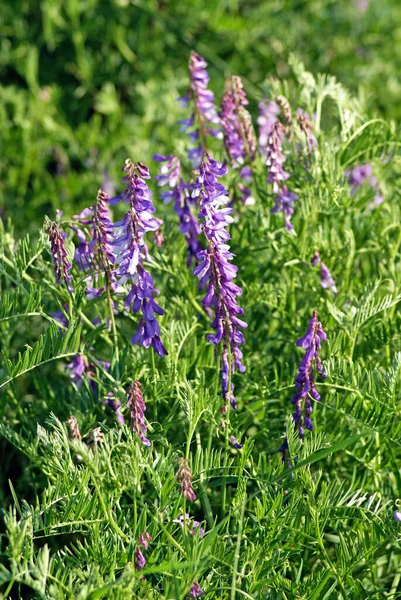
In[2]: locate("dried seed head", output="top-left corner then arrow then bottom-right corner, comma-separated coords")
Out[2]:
66,416 -> 81,441
176,457 -> 196,502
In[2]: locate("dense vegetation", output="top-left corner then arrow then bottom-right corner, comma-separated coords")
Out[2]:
2,2 -> 401,599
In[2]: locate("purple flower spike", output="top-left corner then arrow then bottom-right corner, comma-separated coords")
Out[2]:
266,122 -> 298,231
177,51 -> 221,167
46,221 -> 73,292
154,154 -> 202,265
135,547 -> 146,571
258,100 -> 280,159
311,251 -> 338,294
189,582 -> 204,598
138,532 -> 152,549
193,154 -> 247,410
127,381 -> 151,447
176,457 -> 196,502
345,163 -> 384,208
112,159 -> 167,357
291,310 -> 327,438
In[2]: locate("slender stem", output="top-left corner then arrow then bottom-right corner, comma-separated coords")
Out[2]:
105,271 -> 120,380
231,492 -> 246,600
91,473 -> 129,543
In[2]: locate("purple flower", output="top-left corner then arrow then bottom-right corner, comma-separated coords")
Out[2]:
66,355 -> 110,398
154,154 -> 202,266
46,221 -> 73,292
193,154 -> 247,410
178,52 -> 221,167
138,531 -> 152,549
189,582 -> 204,598
258,100 -> 280,159
311,251 -> 338,294
394,512 -> 401,522
230,436 -> 243,449
220,76 -> 256,166
135,547 -> 146,571
127,381 -> 151,447
176,457 -> 196,502
103,392 -> 124,425
173,514 -> 205,536
291,310 -> 327,438
296,109 -> 317,151
112,159 -> 167,357
345,163 -> 383,208
153,228 -> 164,247
266,122 -> 298,231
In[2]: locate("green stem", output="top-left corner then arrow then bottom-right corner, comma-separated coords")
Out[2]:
105,271 -> 120,380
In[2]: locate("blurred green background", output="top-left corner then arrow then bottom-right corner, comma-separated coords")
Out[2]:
2,0 -> 401,231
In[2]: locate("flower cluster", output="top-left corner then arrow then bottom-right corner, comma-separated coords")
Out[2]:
220,76 -> 256,205
189,582 -> 204,598
311,251 -> 338,294
112,159 -> 167,357
127,381 -> 150,447
135,531 -> 152,571
346,163 -> 384,207
66,355 -> 110,399
193,154 -> 247,410
173,514 -> 205,536
176,457 -> 196,502
178,51 -> 221,167
153,154 -> 202,265
291,310 -> 327,438
266,121 -> 298,231
296,108 -> 317,152
46,221 -> 73,293
258,100 -> 280,159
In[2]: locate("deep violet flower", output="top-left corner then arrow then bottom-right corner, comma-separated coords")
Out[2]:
266,122 -> 298,231
230,435 -> 243,449
176,457 -> 196,502
71,189 -> 116,298
189,582 -> 204,598
66,355 -> 110,398
153,154 -> 202,265
135,547 -> 146,571
46,221 -> 73,292
103,392 -> 124,425
177,51 -> 221,167
258,100 -> 280,159
138,532 -> 152,549
192,154 -> 247,410
291,310 -> 327,439
111,159 -> 167,357
296,109 -> 317,151
345,163 -> 384,207
127,381 -> 150,447
311,251 -> 338,294
173,514 -> 205,537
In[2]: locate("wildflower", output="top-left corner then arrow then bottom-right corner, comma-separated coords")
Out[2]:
176,457 -> 196,502
193,154 -> 247,410
173,514 -> 205,536
230,436 -> 243,449
112,159 -> 167,357
178,52 -> 221,167
138,532 -> 152,549
66,355 -> 110,398
394,512 -> 401,522
291,310 -> 327,438
345,163 -> 383,207
276,95 -> 293,138
296,108 -> 317,151
311,251 -> 338,294
153,228 -> 164,247
127,381 -> 151,447
189,582 -> 204,598
154,154 -> 202,265
258,100 -> 280,159
86,427 -> 103,449
266,122 -> 298,231
46,221 -> 73,292
103,393 -> 124,425
66,416 -> 82,441
135,547 -> 146,571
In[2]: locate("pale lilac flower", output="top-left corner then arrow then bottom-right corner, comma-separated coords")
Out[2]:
258,100 -> 280,158
138,532 -> 152,549
394,512 -> 401,522
66,355 -> 110,398
311,251 -> 338,294
127,381 -> 150,447
176,457 -> 196,502
154,154 -> 202,266
173,514 -> 205,536
112,159 -> 167,357
346,163 -> 383,207
46,221 -> 73,292
189,582 -> 204,598
135,547 -> 146,571
177,52 -> 221,167
291,310 -> 327,438
153,228 -> 164,247
193,154 -> 247,409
